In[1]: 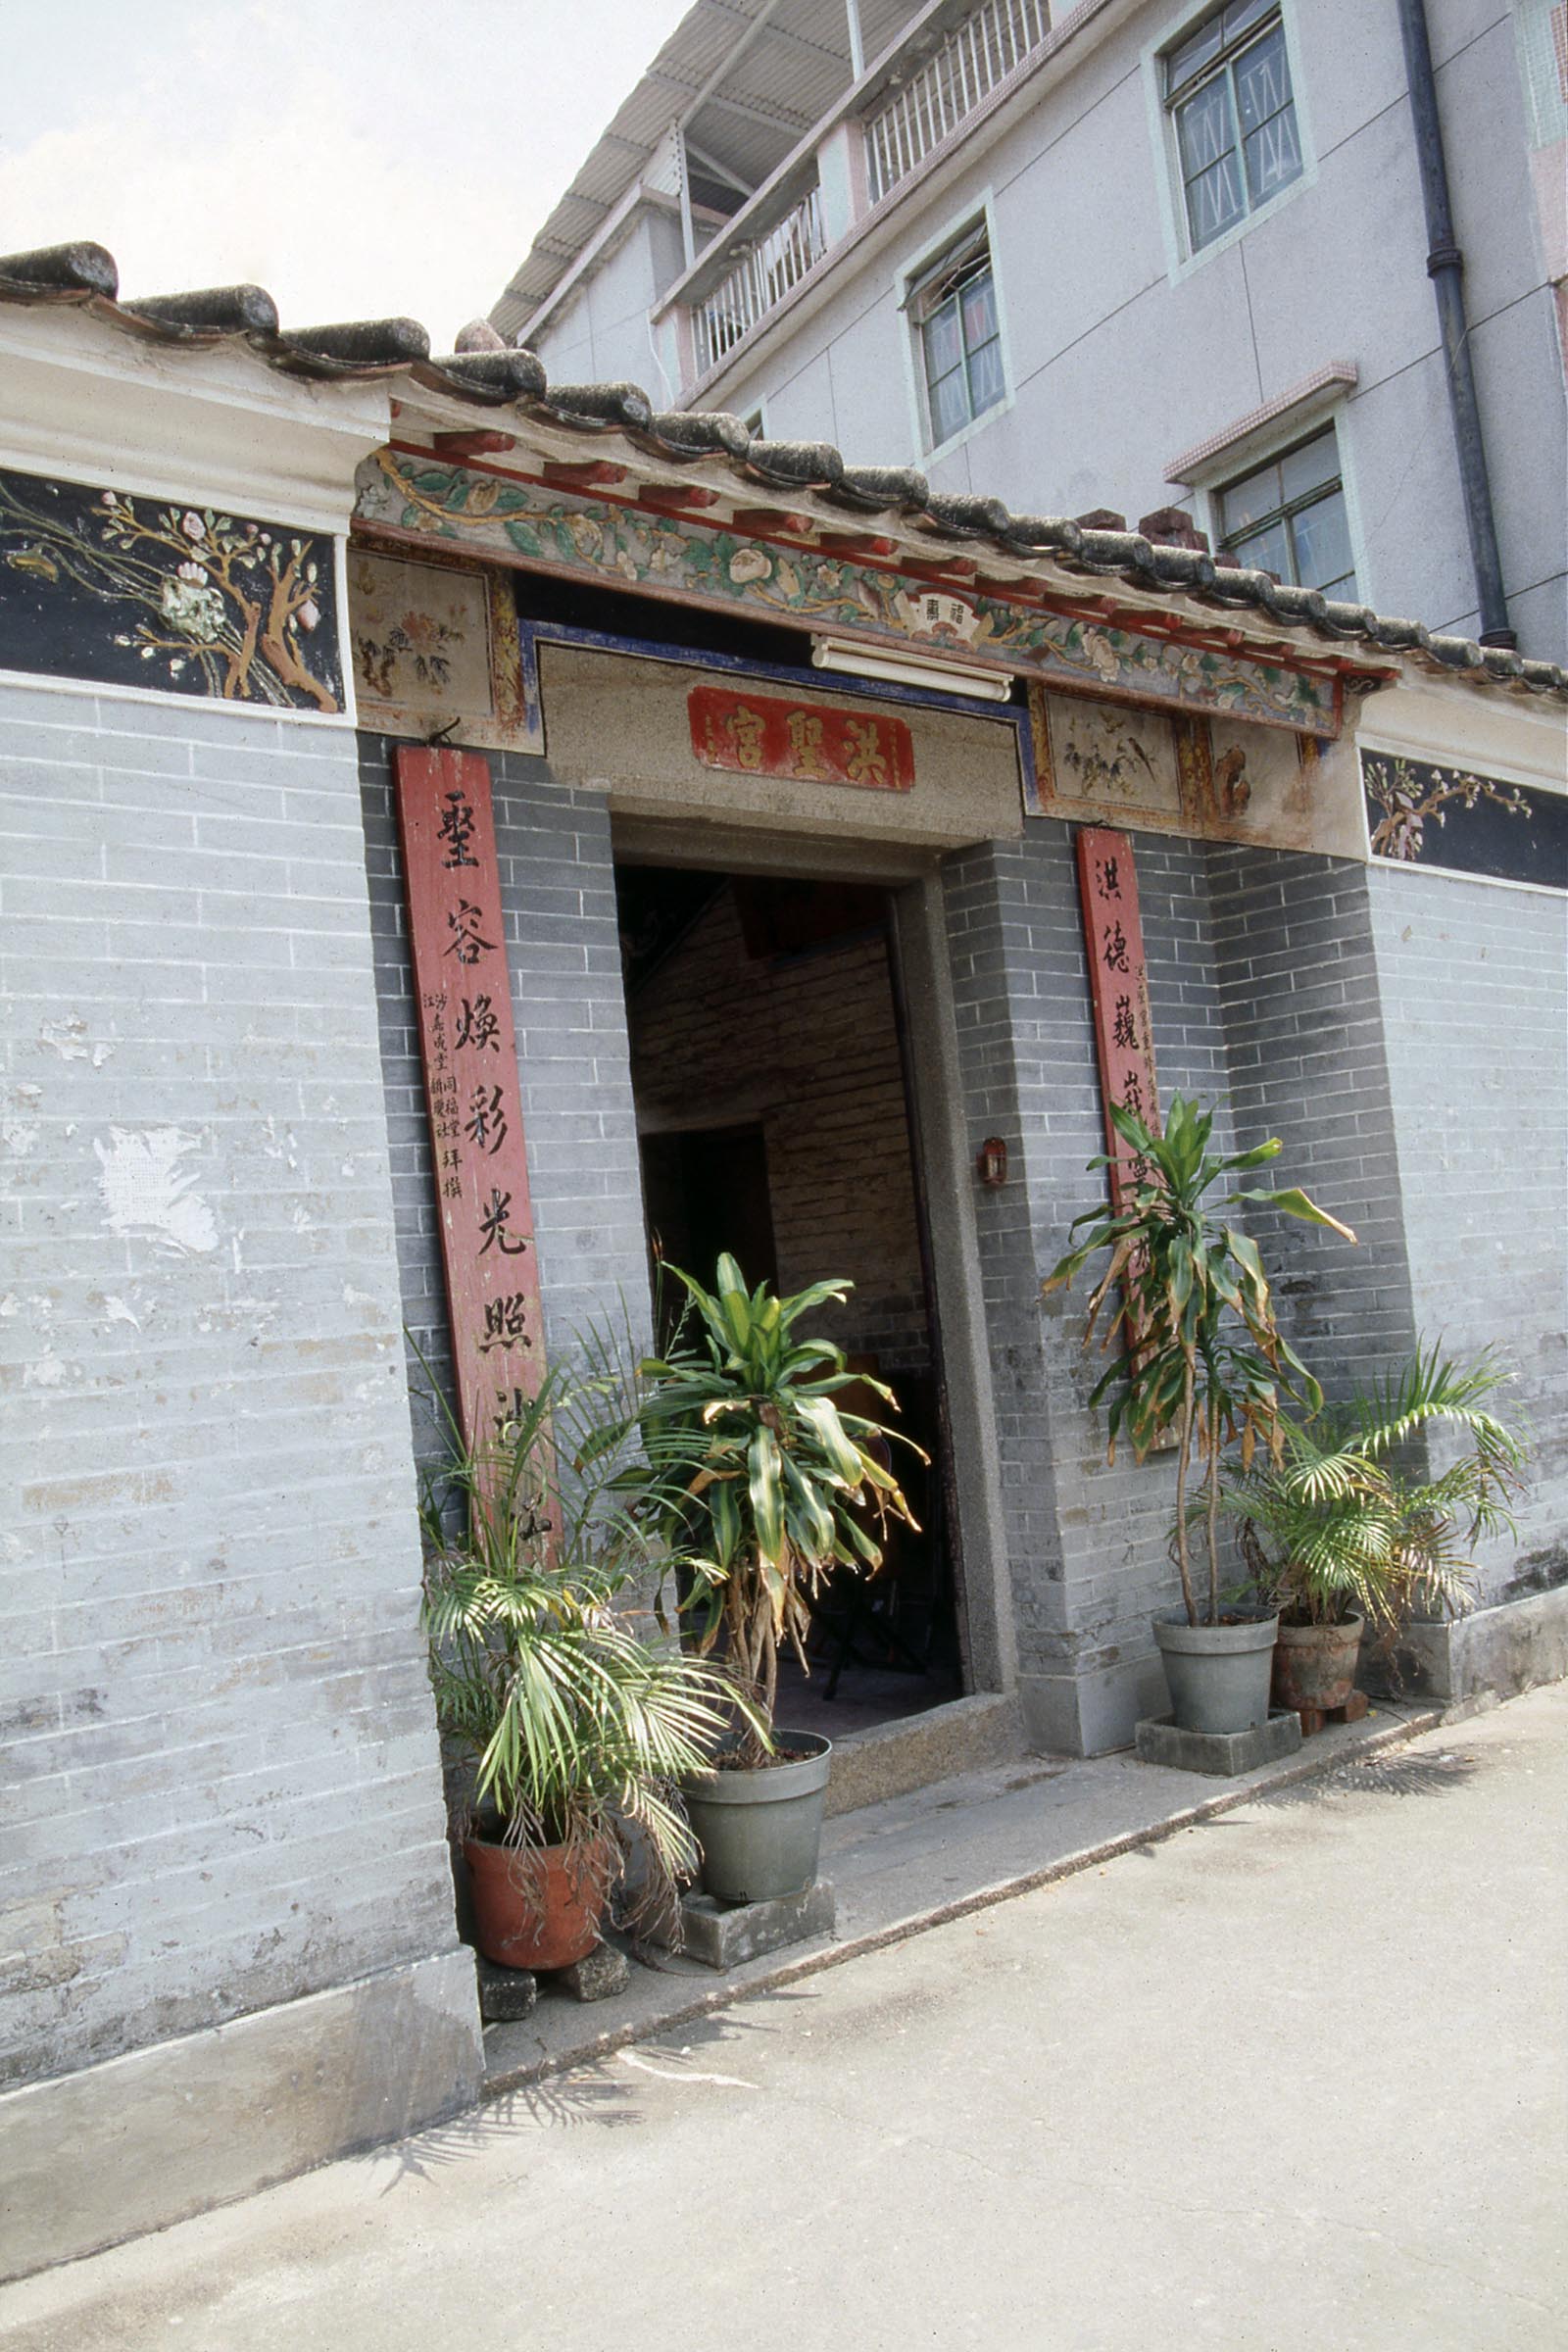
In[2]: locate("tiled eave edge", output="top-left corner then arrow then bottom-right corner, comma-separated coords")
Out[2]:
1,241 -> 1563,709
358,428 -> 1380,737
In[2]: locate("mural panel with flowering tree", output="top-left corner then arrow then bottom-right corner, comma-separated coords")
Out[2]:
0,466 -> 343,712
1361,750 -> 1567,890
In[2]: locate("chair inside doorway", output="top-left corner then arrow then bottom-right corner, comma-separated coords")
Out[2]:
616,858 -> 964,1738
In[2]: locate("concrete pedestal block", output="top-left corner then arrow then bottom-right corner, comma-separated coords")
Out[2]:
0,1947 -> 484,2283
1362,1583 -> 1568,1704
475,1957 -> 538,2023
677,1880 -> 836,1971
560,1941 -> 632,2002
1134,1707 -> 1302,1778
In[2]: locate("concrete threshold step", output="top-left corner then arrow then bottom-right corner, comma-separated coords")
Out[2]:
480,1693 -> 1453,2098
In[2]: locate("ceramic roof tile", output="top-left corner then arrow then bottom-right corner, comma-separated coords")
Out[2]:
1,239 -> 1563,701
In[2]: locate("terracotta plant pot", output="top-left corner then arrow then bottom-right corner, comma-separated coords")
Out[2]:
1272,1615 -> 1365,1715
463,1832 -> 609,1971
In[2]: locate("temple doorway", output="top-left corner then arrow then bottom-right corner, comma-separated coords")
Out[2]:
615,858 -> 964,1736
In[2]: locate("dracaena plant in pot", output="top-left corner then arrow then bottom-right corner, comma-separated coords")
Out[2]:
634,1255 -> 922,1905
418,1344 -> 758,1973
1042,1095 -> 1355,1738
1227,1345 -> 1526,1716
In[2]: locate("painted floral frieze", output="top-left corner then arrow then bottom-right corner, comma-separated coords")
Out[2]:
1361,751 -> 1566,890
0,466 -> 343,711
355,450 -> 1338,736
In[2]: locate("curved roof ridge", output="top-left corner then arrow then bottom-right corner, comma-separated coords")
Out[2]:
2,239 -> 1563,702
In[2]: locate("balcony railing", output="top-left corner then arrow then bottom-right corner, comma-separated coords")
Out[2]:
865,0 -> 1053,202
693,183 -> 827,373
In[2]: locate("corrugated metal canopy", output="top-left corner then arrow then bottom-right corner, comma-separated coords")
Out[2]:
492,0 -> 929,337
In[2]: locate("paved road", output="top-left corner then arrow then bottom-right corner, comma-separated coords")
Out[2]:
3,1685 -> 1565,2352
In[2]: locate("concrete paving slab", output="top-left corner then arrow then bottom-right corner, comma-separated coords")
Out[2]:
480,1694 -> 1441,2091
3,1685 -> 1561,2351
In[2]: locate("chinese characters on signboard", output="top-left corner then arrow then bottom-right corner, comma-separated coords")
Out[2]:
394,747 -> 545,1456
687,685 -> 915,793
1075,826 -> 1161,1208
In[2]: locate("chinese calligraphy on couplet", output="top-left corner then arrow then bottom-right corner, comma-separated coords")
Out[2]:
687,686 -> 916,793
394,747 -> 545,1458
1075,826 -> 1161,1213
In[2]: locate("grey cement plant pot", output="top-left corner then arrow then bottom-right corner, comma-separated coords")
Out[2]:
1152,1608 -> 1280,1736
682,1733 -> 832,1905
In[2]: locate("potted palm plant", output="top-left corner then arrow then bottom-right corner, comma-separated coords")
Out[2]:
1042,1094 -> 1355,1737
1228,1345 -> 1526,1715
419,1352 -> 755,1971
635,1255 -> 922,1904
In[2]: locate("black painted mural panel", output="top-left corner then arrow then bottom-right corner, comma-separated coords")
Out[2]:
0,466 -> 343,712
1362,750 -> 1567,891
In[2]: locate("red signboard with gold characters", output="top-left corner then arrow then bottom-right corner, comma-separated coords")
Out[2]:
394,747 -> 545,1459
688,685 -> 915,793
1075,825 -> 1161,1209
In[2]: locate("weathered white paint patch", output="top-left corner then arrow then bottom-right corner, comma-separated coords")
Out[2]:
39,1015 -> 90,1061
24,1354 -> 69,1388
0,1295 -> 18,1319
37,1015 -> 113,1067
3,1119 -> 41,1156
101,1297 -> 143,1333
94,1128 -> 220,1256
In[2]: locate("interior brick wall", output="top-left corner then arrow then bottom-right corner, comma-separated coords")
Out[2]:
625,883 -> 930,1376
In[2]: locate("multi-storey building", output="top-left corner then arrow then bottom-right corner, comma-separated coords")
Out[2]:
2,214 -> 1565,2275
496,0 -> 1568,661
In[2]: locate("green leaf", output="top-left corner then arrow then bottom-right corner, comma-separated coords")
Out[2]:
748,1426 -> 785,1565
1233,1186 -> 1358,1243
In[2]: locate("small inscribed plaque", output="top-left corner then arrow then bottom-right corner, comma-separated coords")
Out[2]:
688,685 -> 915,792
351,550 -> 535,752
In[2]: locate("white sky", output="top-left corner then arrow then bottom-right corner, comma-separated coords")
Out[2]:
0,0 -> 695,349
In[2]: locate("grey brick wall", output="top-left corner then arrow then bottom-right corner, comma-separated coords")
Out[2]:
1,685 -> 466,2092
1368,863 -> 1568,1599
943,823 -> 1243,1751
947,824 -> 1566,1750
1209,850 -> 1417,1384
357,739 -> 653,1467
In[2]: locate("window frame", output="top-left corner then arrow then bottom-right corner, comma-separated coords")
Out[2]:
1200,416 -> 1365,606
898,198 -> 1014,462
1144,0 -> 1317,276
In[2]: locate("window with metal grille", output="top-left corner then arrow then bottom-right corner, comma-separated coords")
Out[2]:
909,227 -> 1005,449
1215,425 -> 1356,600
1165,1 -> 1302,252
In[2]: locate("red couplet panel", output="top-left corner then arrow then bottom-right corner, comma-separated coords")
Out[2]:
394,747 -> 545,1457
1075,825 -> 1162,1209
688,684 -> 915,792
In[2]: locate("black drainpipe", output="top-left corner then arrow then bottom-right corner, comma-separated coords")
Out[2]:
1396,0 -> 1516,647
